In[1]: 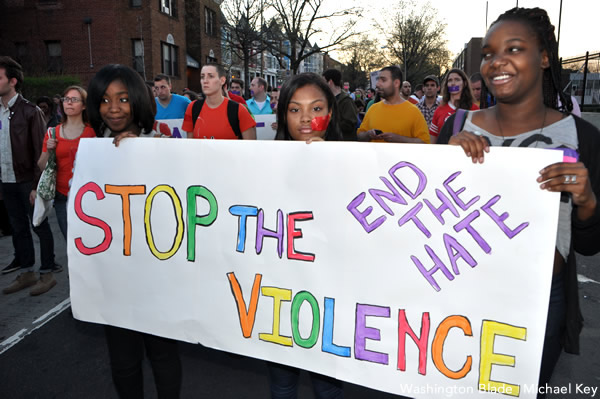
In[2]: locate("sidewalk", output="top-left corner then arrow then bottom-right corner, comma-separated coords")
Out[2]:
0,212 -> 70,352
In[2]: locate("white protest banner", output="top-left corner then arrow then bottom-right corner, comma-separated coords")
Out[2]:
156,119 -> 186,138
68,139 -> 561,398
254,114 -> 277,140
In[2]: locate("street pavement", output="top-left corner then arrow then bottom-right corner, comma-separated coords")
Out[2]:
1,200 -> 600,398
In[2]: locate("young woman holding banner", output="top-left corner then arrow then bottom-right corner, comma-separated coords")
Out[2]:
270,72 -> 343,398
87,64 -> 182,399
437,8 -> 600,397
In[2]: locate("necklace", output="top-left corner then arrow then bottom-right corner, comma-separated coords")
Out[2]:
496,107 -> 547,147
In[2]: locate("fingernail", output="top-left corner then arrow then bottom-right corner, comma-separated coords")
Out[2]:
536,176 -> 542,182
539,168 -> 545,174
479,157 -> 484,163
540,183 -> 546,189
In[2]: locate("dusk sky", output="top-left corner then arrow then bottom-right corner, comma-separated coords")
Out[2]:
323,0 -> 598,61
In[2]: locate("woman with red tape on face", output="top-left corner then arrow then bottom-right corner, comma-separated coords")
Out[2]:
271,72 -> 343,399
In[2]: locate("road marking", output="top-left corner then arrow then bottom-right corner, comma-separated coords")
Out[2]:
0,298 -> 71,355
578,274 -> 600,284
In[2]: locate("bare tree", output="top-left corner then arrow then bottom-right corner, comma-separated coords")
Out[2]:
339,36 -> 388,88
221,0 -> 267,97
265,0 -> 361,74
379,0 -> 451,85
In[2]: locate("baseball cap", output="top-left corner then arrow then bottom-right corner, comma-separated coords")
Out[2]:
423,75 -> 439,85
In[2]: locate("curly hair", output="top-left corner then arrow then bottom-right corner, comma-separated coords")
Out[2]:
480,7 -> 572,112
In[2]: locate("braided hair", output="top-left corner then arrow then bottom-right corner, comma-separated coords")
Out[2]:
480,7 -> 572,113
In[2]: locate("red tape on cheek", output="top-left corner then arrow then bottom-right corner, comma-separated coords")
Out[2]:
311,115 -> 330,131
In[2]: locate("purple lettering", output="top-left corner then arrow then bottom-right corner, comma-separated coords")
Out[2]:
423,189 -> 460,225
453,211 -> 491,254
443,172 -> 480,211
355,304 -> 390,364
443,233 -> 477,275
368,176 -> 408,216
411,245 -> 455,292
398,202 -> 431,238
256,209 -> 284,258
347,192 -> 386,233
388,162 -> 427,200
481,195 -> 529,239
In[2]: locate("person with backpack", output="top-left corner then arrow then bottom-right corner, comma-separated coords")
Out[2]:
182,63 -> 256,140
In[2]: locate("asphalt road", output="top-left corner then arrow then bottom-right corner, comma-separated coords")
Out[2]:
0,213 -> 599,398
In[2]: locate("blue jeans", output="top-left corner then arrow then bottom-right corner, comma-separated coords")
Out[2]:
54,191 -> 68,240
1,181 -> 55,272
267,362 -> 343,399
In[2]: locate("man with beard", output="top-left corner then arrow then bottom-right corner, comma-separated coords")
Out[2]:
401,80 -> 412,101
357,66 -> 429,143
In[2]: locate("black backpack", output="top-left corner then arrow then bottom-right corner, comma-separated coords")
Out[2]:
191,98 -> 242,139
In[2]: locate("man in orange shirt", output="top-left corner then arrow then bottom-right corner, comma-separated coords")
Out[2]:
357,66 -> 429,144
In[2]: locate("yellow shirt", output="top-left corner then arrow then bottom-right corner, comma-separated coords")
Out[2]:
358,101 -> 430,144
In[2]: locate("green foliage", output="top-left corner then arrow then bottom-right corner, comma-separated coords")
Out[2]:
22,75 -> 81,102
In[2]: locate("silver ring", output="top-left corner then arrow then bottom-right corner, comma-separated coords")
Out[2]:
564,175 -> 577,184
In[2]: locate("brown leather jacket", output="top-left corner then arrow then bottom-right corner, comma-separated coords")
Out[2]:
6,95 -> 46,186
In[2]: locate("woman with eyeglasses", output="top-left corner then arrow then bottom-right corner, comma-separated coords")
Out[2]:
37,85 -> 96,240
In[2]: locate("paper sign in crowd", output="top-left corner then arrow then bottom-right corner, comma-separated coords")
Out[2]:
156,116 -> 277,140
68,139 -> 561,398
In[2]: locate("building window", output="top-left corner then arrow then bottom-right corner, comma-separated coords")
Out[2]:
160,0 -> 177,17
15,42 -> 28,65
205,7 -> 216,36
132,39 -> 144,75
45,41 -> 62,73
131,0 -> 142,7
161,42 -> 179,76
206,56 -> 217,64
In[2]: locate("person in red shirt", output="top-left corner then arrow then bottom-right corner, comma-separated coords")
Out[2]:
429,68 -> 479,143
182,63 -> 256,140
38,85 -> 95,240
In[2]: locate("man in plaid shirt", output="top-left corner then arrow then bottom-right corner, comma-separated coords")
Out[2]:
416,75 -> 441,128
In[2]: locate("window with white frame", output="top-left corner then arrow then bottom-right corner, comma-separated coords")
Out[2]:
205,7 -> 216,36
160,0 -> 177,17
161,42 -> 179,76
132,39 -> 144,74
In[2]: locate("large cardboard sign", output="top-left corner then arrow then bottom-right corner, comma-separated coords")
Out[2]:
68,139 -> 561,398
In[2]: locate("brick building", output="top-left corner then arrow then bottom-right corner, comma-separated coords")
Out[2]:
185,0 -> 222,92
452,37 -> 483,78
0,0 -> 221,94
